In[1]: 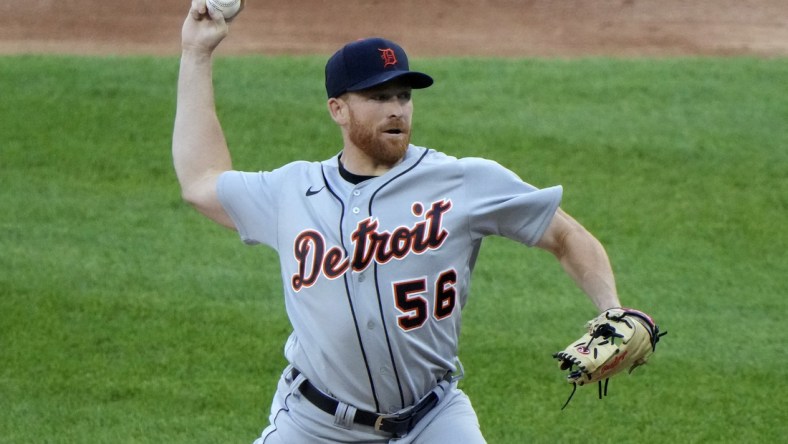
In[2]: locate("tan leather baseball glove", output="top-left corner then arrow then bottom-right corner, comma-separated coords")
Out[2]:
553,308 -> 665,408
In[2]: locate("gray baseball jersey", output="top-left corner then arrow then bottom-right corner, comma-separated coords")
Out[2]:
217,144 -> 562,415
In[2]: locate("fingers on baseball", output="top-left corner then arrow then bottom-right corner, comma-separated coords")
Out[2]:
209,10 -> 228,27
191,0 -> 207,19
189,1 -> 229,34
191,0 -> 227,26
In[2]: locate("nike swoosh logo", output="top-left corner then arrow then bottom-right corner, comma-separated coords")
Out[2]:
305,186 -> 325,197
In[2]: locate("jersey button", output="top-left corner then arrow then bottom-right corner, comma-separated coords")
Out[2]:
353,190 -> 361,196
352,207 -> 360,214
366,321 -> 375,330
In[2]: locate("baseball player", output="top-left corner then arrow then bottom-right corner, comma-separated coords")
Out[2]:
174,2 -> 622,443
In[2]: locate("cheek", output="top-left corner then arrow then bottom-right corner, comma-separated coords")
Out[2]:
348,106 -> 375,127
402,104 -> 414,123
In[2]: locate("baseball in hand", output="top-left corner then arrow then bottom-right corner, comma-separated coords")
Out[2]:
207,0 -> 243,21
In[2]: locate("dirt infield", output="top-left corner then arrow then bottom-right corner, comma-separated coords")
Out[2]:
1,0 -> 787,57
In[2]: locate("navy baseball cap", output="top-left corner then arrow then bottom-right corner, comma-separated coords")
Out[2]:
325,37 -> 433,99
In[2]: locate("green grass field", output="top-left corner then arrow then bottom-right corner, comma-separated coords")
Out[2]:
1,54 -> 786,443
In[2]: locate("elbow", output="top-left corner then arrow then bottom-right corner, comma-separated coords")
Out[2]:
178,180 -> 213,211
552,221 -> 596,262
175,171 -> 223,209
180,186 -> 201,208
173,171 -> 235,229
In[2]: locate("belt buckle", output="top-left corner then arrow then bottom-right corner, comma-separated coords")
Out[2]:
373,412 -> 409,437
373,414 -> 387,432
374,392 -> 439,436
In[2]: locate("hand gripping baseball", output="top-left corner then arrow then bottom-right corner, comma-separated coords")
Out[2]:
181,0 -> 242,54
553,308 -> 666,409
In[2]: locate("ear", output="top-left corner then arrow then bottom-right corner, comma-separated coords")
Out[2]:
327,97 -> 350,126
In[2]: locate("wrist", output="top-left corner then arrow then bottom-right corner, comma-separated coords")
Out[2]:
597,298 -> 622,312
181,46 -> 215,61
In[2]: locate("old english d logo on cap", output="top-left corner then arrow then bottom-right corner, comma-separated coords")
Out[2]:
325,37 -> 434,98
379,48 -> 398,67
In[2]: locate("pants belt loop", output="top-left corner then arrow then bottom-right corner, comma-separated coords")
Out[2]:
333,402 -> 357,430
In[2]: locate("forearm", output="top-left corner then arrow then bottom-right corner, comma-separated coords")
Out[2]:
558,227 -> 620,312
172,49 -> 232,201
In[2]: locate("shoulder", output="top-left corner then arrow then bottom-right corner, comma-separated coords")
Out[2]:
415,146 -> 517,177
271,159 -> 327,175
219,159 -> 328,194
222,159 -> 327,179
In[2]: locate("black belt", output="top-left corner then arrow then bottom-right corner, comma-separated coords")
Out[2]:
292,369 -> 440,438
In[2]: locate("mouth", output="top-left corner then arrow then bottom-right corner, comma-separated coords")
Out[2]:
379,118 -> 409,137
382,126 -> 409,136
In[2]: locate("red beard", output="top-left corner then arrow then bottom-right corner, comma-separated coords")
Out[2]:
348,113 -> 411,166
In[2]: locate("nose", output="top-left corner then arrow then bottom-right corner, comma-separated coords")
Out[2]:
386,97 -> 407,118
